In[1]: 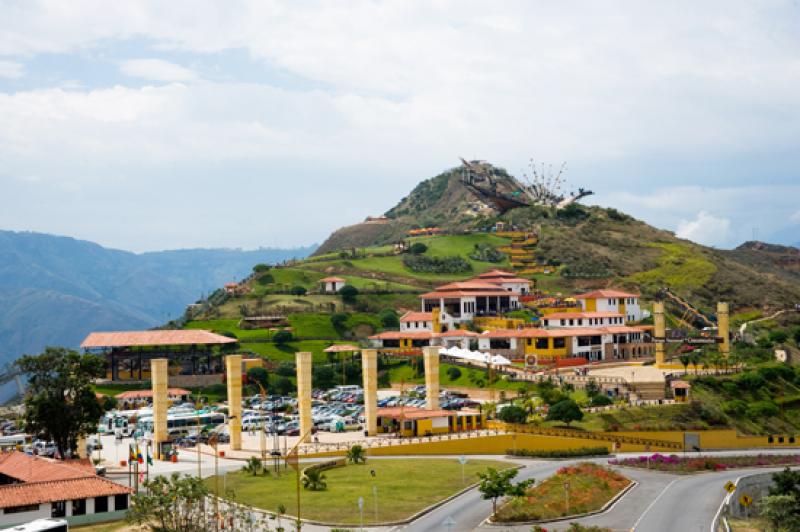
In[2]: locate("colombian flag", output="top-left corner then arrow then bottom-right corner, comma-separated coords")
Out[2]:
136,444 -> 144,464
129,445 -> 136,461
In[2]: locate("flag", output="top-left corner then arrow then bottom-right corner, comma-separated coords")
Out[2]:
129,444 -> 136,461
139,471 -> 145,483
147,449 -> 153,466
136,444 -> 143,464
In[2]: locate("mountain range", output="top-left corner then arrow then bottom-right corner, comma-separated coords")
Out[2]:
0,230 -> 315,367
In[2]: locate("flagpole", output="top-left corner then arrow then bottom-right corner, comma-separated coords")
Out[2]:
146,441 -> 150,483
127,444 -> 132,488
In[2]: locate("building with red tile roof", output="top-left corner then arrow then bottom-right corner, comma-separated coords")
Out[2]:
0,452 -> 133,528
320,276 -> 346,293
574,289 -> 645,322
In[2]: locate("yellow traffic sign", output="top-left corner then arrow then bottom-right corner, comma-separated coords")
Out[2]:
739,494 -> 753,507
724,481 -> 736,493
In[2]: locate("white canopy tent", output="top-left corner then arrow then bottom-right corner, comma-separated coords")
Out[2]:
439,346 -> 511,366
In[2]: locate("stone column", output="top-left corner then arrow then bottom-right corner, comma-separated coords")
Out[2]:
654,302 -> 666,366
423,346 -> 440,410
296,352 -> 313,443
361,349 -> 378,436
717,302 -> 730,358
225,354 -> 243,450
151,358 -> 169,451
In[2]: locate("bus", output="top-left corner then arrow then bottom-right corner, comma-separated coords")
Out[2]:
138,411 -> 227,439
0,433 -> 30,451
5,518 -> 68,531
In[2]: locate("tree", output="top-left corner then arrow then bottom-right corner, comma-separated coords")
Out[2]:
585,379 -> 600,397
302,468 -> 327,491
477,467 -> 534,517
546,399 -> 584,426
339,284 -> 359,304
290,285 -> 307,296
242,456 -> 264,476
409,242 -> 428,254
247,367 -> 269,389
15,347 -> 107,459
679,354 -> 691,375
127,473 -> 209,531
497,405 -> 527,424
770,467 -> 800,499
346,444 -> 367,464
273,330 -> 293,345
770,330 -> 789,344
313,365 -> 337,390
760,494 -> 800,531
378,309 -> 400,329
253,263 -> 271,273
330,312 -> 349,332
272,376 -> 295,396
446,366 -> 462,381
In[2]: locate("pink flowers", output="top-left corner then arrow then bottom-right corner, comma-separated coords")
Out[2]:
609,454 -> 800,472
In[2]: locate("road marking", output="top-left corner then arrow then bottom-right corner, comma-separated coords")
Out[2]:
630,478 -> 679,531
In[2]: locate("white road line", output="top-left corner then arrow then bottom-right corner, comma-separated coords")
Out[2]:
630,478 -> 679,531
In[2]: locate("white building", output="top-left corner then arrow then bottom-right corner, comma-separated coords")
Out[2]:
420,279 -> 524,331
0,452 -> 133,529
541,311 -> 626,328
320,276 -> 346,293
574,289 -> 645,322
475,269 -> 532,294
399,311 -> 434,331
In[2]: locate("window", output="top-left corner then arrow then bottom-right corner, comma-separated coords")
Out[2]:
569,319 -> 574,326
72,498 -> 86,516
52,500 -> 66,518
535,338 -> 548,349
95,496 -> 109,513
4,503 -> 39,514
115,494 -> 129,511
553,338 -> 566,349
578,319 -> 583,325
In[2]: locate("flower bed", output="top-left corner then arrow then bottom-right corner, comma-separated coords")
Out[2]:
495,463 -> 630,522
507,447 -> 610,459
608,453 -> 800,473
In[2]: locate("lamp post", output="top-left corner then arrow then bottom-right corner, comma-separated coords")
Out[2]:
564,480 -> 570,514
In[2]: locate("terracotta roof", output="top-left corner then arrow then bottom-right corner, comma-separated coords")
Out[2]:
574,289 -> 639,299
320,276 -> 346,282
116,388 -> 191,400
439,329 -> 479,337
0,477 -> 132,509
369,331 -> 435,340
489,278 -> 533,284
476,270 -> 518,279
671,380 -> 691,389
481,328 -> 608,338
399,311 -> 433,322
598,326 -> 647,334
544,311 -> 624,320
377,407 -> 454,420
323,344 -> 361,352
420,290 -> 517,299
0,452 -> 94,483
434,280 -> 507,291
81,330 -> 237,348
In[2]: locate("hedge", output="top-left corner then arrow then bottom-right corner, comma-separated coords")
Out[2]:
506,447 -> 610,458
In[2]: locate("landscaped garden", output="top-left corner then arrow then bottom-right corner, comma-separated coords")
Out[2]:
608,453 -> 800,473
494,463 -> 630,523
206,457 -> 510,525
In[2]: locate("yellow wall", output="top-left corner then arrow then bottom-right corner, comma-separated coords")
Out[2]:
585,298 -> 597,312
432,308 -> 441,333
474,317 -> 524,330
522,337 -> 569,359
619,300 -> 626,316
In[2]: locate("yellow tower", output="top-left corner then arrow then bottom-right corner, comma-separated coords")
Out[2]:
423,346 -> 440,410
362,349 -> 378,436
151,358 -> 169,452
225,354 -> 243,450
653,302 -> 666,367
296,351 -> 313,443
717,302 -> 730,358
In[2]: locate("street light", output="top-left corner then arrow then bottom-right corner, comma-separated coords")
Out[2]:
564,480 -> 570,514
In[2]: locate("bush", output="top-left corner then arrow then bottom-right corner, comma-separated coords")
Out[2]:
256,274 -> 274,285
272,376 -> 296,395
290,285 -> 307,296
747,400 -> 779,419
722,399 -> 748,416
546,399 -> 584,425
378,309 -> 399,329
273,330 -> 293,345
469,243 -> 506,263
253,263 -> 271,273
330,312 -> 349,332
590,395 -> 613,407
736,371 -> 766,391
276,362 -> 295,377
247,367 -> 269,389
497,405 -> 527,424
507,447 -> 609,458
758,364 -> 795,382
446,366 -> 462,381
339,285 -> 359,304
402,254 -> 472,274
409,242 -> 428,254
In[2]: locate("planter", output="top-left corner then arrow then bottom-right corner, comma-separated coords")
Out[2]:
219,451 -> 225,457
171,454 -> 178,463
120,460 -> 127,467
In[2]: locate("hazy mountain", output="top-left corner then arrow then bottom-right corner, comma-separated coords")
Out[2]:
0,230 -> 315,366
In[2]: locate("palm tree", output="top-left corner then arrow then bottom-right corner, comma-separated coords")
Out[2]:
241,456 -> 263,476
679,355 -> 691,375
346,444 -> 366,464
302,468 -> 327,491
690,352 -> 701,375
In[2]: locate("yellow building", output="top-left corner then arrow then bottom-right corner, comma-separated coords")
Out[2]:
376,407 -> 483,437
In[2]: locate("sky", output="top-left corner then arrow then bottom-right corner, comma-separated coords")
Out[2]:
1,1 -> 799,252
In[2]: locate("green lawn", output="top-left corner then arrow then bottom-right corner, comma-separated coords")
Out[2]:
627,242 -> 717,291
184,319 -> 272,341
239,340 -> 351,363
72,522 -> 130,532
92,382 -> 148,397
387,362 -> 523,392
209,458 -> 509,525
288,313 -> 339,337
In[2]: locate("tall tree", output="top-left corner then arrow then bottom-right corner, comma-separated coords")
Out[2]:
477,467 -> 534,517
16,347 -> 106,458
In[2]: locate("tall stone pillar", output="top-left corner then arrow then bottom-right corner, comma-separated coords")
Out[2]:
423,346 -> 440,410
361,349 -> 378,436
225,354 -> 243,450
717,302 -> 730,358
653,302 -> 666,366
296,352 -> 313,443
151,358 -> 169,451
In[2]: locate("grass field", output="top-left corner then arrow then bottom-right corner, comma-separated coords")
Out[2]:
184,319 -> 272,341
239,339 -> 351,363
209,458 -> 509,525
496,463 -> 629,522
73,522 -> 132,532
387,362 -> 523,392
628,242 -> 717,291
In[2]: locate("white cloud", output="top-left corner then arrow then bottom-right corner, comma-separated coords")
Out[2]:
676,211 -> 731,247
791,210 -> 800,224
0,60 -> 23,79
119,59 -> 196,82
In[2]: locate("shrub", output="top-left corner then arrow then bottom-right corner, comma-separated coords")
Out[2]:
272,376 -> 295,395
507,447 -> 609,458
722,399 -> 748,416
272,330 -> 293,345
290,285 -> 307,296
339,285 -> 359,304
758,364 -> 795,382
378,309 -> 399,329
469,243 -> 506,263
446,366 -> 462,381
590,395 -> 613,407
330,312 -> 349,332
746,400 -> 779,419
402,254 -> 472,274
256,274 -> 274,285
769,330 -> 789,344
276,362 -> 295,377
546,399 -> 584,425
736,371 -> 766,391
409,242 -> 428,254
497,405 -> 527,424
253,263 -> 271,273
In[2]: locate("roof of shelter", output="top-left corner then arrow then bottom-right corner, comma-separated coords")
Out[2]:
574,289 -> 639,299
320,276 -> 346,282
116,388 -> 191,399
81,330 -> 237,348
399,311 -> 433,322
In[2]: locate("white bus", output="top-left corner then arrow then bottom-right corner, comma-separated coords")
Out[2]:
139,411 -> 227,439
6,518 -> 68,531
0,433 -> 30,451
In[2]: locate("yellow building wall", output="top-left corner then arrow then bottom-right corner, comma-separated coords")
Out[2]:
474,317 -> 524,330
522,337 -> 569,359
585,298 -> 597,312
432,308 -> 441,333
619,300 -> 626,316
